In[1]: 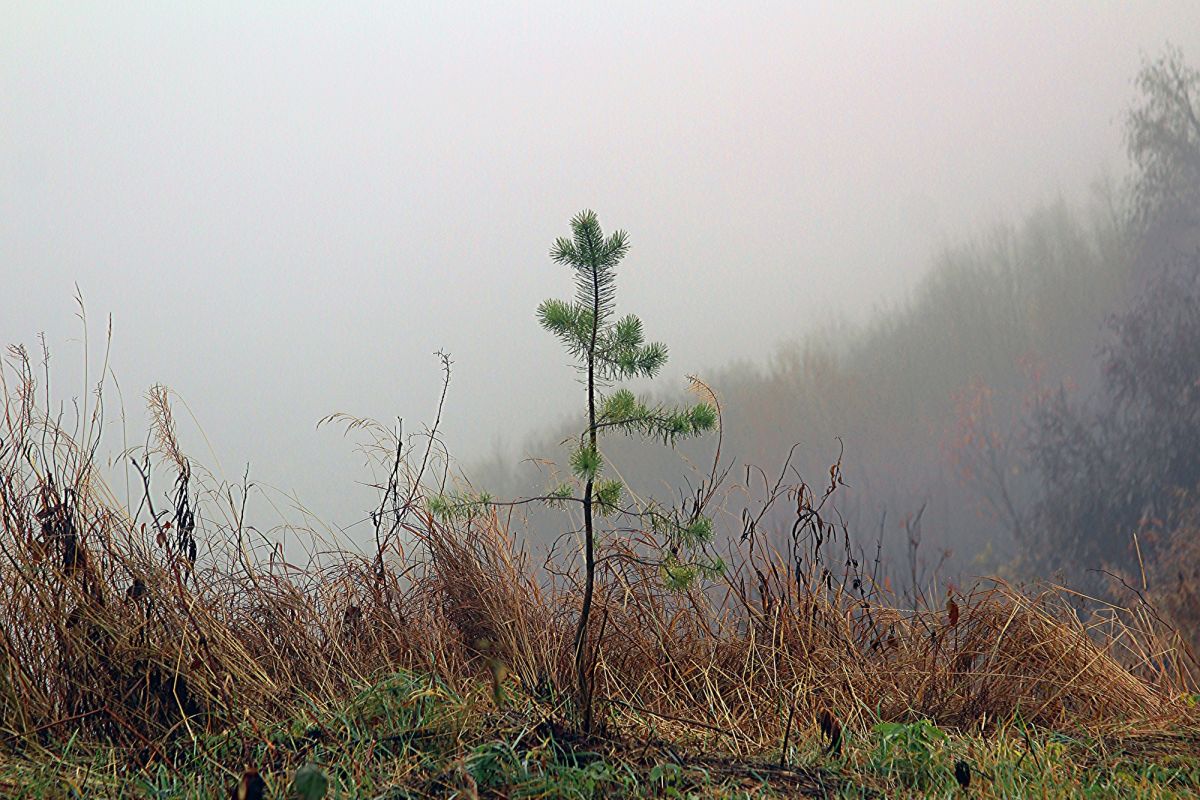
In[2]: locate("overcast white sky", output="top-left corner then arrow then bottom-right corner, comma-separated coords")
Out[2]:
3,2 -> 1199,531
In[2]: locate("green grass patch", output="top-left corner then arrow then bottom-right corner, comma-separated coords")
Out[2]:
2,670 -> 1197,798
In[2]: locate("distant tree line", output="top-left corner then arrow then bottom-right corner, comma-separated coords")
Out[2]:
1020,47 -> 1200,592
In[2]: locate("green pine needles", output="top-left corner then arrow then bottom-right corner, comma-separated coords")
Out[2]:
537,209 -> 717,733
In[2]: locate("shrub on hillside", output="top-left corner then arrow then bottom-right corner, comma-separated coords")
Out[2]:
1143,496 -> 1200,680
1027,264 -> 1200,584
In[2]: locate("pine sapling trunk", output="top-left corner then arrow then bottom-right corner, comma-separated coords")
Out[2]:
573,256 -> 601,735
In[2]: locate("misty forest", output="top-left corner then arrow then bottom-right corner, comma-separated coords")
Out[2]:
4,8 -> 1200,799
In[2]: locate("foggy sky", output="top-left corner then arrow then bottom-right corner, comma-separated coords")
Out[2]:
4,3 -> 1199,533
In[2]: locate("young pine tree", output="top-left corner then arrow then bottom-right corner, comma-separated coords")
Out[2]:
537,209 -> 717,733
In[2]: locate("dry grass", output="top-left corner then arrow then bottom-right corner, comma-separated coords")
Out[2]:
0,344 -> 1196,778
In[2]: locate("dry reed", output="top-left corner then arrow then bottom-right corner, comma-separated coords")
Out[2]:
0,345 -> 1194,767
